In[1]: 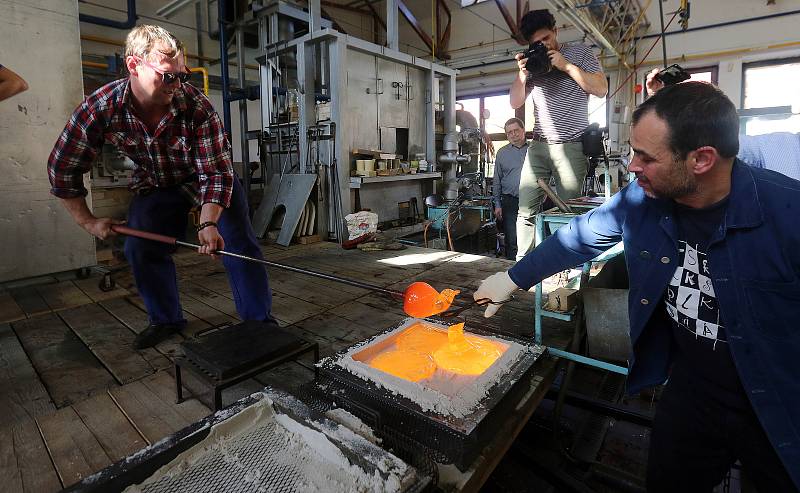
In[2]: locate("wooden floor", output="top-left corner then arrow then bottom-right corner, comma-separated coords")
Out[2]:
0,241 -> 572,492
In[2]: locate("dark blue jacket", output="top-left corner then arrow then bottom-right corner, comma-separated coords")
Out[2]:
509,160 -> 800,486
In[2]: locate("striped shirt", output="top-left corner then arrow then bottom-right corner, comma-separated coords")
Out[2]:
738,132 -> 800,181
526,41 -> 602,143
48,78 -> 234,207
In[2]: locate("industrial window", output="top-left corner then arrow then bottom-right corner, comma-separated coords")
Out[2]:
685,65 -> 719,84
741,57 -> 800,135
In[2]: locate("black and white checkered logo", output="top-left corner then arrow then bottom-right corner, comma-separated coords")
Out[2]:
664,241 -> 726,348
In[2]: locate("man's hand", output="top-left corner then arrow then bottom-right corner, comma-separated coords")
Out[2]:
198,202 -> 225,258
645,68 -> 664,96
474,271 -> 519,318
198,225 -> 225,259
494,207 -> 503,221
548,50 -> 569,72
515,53 -> 529,78
81,217 -> 124,240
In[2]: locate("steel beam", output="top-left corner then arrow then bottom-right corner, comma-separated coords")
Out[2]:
386,0 -> 400,50
397,0 -> 433,53
494,0 -> 527,44
309,0 -> 322,33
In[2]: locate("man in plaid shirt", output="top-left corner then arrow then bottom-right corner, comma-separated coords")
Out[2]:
48,25 -> 274,348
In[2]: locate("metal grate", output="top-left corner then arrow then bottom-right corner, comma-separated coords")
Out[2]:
139,419 -> 328,492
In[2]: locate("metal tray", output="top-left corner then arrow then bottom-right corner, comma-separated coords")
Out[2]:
63,388 -> 430,493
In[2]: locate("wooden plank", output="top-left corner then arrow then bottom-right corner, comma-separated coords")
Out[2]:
329,300 -> 406,336
72,276 -> 130,303
72,393 -> 147,462
0,324 -> 55,426
179,282 -> 240,320
0,293 -> 26,324
178,295 -> 238,328
37,407 -> 112,488
102,297 -> 185,359
108,380 -> 195,444
10,286 -> 51,318
6,418 -> 63,493
59,304 -> 156,385
125,295 -> 210,341
265,269 -> 362,308
140,371 -> 210,424
35,281 -> 93,312
0,423 -> 23,492
12,314 -> 117,408
270,291 -> 326,325
292,313 -> 361,345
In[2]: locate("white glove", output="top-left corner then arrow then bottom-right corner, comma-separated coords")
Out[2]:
473,271 -> 519,318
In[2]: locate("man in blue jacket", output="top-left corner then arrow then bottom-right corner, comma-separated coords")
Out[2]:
475,81 -> 799,491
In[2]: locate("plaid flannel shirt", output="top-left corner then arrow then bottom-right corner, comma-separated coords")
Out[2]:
48,78 -> 234,207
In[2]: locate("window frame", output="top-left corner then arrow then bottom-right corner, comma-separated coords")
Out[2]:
740,55 -> 800,110
686,65 -> 719,85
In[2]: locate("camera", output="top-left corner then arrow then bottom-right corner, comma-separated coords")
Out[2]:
522,41 -> 552,76
654,64 -> 691,86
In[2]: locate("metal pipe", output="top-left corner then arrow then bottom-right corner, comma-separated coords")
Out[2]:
111,225 -> 405,298
79,35 -> 259,69
80,0 -> 137,29
189,67 -> 209,95
218,0 -> 233,136
639,8 -> 800,39
657,0 -> 667,68
544,387 -> 654,427
82,60 -> 209,96
548,347 -> 629,375
236,24 -> 251,198
456,38 -> 800,81
82,61 -> 110,70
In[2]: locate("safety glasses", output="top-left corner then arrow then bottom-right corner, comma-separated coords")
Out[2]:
136,56 -> 191,85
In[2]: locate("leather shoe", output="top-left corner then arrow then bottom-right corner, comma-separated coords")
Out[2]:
133,323 -> 183,349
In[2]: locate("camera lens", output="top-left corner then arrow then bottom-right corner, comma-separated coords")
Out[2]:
524,41 -> 551,76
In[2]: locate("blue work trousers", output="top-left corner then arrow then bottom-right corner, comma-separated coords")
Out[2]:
124,177 -> 274,326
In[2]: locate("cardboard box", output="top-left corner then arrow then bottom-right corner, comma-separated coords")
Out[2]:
545,287 -> 579,312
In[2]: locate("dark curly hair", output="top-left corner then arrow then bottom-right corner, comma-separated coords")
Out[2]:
520,9 -> 556,40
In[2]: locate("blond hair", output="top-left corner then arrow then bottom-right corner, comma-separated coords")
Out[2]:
125,25 -> 184,62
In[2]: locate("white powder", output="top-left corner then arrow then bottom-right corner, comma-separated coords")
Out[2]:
124,397 -> 411,493
325,408 -> 382,444
332,318 -> 536,418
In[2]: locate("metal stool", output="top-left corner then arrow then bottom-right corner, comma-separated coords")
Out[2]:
175,320 -> 319,411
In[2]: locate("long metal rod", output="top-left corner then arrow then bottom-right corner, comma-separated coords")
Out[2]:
658,0 -> 667,68
548,347 -> 629,375
112,225 -> 404,299
218,0 -> 233,135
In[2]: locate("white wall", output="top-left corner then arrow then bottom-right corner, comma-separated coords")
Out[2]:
1,0 -> 96,282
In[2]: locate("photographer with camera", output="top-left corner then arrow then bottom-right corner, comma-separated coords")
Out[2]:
510,9 -> 608,259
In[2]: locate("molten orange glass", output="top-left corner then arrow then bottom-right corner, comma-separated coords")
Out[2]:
403,282 -> 460,318
396,322 -> 449,354
433,322 -> 505,375
364,321 -> 507,382
370,349 -> 436,382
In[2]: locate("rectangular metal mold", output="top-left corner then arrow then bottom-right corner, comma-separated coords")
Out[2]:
317,317 -> 545,468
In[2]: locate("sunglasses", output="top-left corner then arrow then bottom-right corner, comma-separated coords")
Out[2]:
136,56 -> 191,84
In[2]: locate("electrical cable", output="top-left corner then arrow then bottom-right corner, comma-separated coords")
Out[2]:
588,9 -> 681,117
